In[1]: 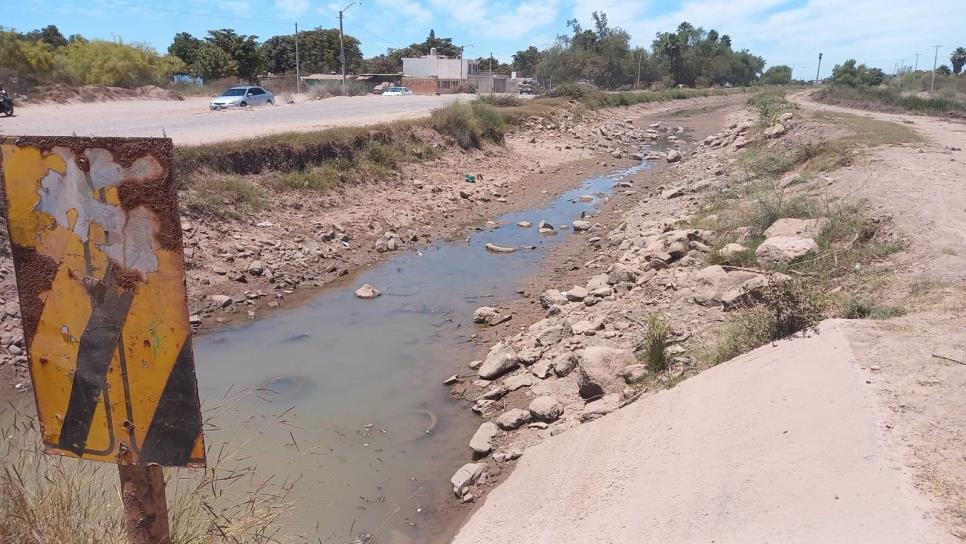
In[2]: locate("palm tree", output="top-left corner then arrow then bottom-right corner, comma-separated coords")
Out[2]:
951,47 -> 966,75
661,34 -> 681,84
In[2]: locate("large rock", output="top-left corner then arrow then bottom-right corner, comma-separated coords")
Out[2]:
764,218 -> 829,240
535,323 -> 565,347
496,408 -> 532,430
247,260 -> 266,276
571,220 -> 592,232
693,265 -> 761,306
473,306 -> 511,326
606,263 -> 638,285
469,422 -> 499,455
539,289 -> 568,309
210,294 -> 232,308
586,274 -> 610,292
763,123 -> 787,138
529,396 -> 564,422
451,462 -> 485,496
354,284 -> 380,299
532,358 -> 555,378
565,286 -> 589,302
665,149 -> 682,162
756,236 -> 817,266
554,352 -> 578,377
719,242 -> 749,259
577,346 -> 638,400
478,342 -> 520,379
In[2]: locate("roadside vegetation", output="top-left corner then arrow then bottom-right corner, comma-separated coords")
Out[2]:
0,26 -> 185,90
815,57 -> 966,116
178,86 -> 754,218
0,410 -> 296,544
694,91 -> 921,363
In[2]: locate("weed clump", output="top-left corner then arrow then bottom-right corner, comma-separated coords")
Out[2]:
841,295 -> 907,320
430,101 -> 505,149
710,280 -> 825,364
642,314 -> 671,373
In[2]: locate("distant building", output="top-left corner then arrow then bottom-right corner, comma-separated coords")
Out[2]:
402,49 -> 481,94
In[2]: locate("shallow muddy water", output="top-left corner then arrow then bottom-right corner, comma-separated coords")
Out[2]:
193,158 -> 654,543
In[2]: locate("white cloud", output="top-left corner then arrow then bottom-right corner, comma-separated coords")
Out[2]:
486,0 -> 560,39
374,0 -> 432,24
569,0 -> 962,77
275,0 -> 310,14
427,0 -> 487,25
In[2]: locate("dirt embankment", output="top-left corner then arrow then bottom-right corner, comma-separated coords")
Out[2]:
444,95 -> 966,541
16,84 -> 184,104
0,94 -> 743,400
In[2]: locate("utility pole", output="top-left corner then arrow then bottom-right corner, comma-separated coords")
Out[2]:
930,45 -> 942,93
815,53 -> 822,85
897,58 -> 906,92
338,2 -> 359,96
913,52 -> 921,72
489,51 -> 494,95
636,49 -> 643,88
295,22 -> 301,95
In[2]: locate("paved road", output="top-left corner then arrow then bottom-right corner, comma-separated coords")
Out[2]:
0,94 -> 473,145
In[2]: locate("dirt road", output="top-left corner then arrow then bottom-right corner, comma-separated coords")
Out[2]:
0,94 -> 471,144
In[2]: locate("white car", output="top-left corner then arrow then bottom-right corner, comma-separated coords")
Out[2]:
382,86 -> 413,96
209,86 -> 275,110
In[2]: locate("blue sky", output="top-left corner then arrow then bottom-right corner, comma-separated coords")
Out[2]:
5,0 -> 963,78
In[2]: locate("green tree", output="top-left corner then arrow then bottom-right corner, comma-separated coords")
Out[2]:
950,47 -> 966,75
23,25 -> 68,48
258,28 -> 360,75
168,32 -> 203,66
762,65 -> 792,85
205,29 -> 263,81
935,65 -> 952,76
831,59 -> 884,87
512,46 -> 541,77
189,43 -> 238,80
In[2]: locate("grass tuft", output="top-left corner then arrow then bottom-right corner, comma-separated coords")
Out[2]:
642,314 -> 671,373
430,101 -> 506,149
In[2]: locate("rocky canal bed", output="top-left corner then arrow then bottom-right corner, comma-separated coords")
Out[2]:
0,95 -> 744,397
440,103 -> 832,507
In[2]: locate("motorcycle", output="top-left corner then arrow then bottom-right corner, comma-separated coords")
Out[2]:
0,90 -> 13,117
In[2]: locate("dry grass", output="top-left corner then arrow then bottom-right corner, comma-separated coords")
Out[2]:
182,174 -> 267,219
699,91 -> 916,364
1,403 -> 300,544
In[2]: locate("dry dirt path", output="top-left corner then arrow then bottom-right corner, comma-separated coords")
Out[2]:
0,94 -> 472,145
453,320 -> 955,544
790,91 -> 966,286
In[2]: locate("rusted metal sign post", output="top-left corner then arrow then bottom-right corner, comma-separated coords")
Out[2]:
0,136 -> 205,543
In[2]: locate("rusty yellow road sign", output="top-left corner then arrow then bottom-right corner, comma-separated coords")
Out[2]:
0,136 -> 205,467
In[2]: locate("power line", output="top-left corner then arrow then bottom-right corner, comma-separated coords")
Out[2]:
97,0 -> 294,26
340,13 -> 397,48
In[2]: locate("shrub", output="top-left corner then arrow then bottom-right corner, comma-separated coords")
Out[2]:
477,94 -> 522,107
430,101 -> 505,149
709,280 -> 825,364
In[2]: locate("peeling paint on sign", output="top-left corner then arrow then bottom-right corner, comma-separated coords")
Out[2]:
0,136 -> 205,467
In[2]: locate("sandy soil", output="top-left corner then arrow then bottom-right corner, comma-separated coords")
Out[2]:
453,320 -> 955,544
0,94 -> 471,144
